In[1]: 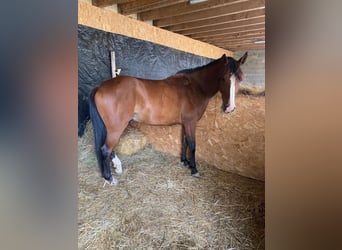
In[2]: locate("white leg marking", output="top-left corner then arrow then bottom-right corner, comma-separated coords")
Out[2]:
112,155 -> 123,175
225,75 -> 236,113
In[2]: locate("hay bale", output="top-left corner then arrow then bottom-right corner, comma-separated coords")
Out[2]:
79,121 -> 148,158
238,85 -> 265,96
116,125 -> 148,156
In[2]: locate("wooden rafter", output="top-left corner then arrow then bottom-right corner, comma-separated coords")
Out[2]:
90,0 -> 265,51
118,0 -> 187,15
201,30 -> 265,41
92,0 -> 135,7
178,16 -> 265,36
223,43 -> 265,51
154,0 -> 265,27
139,0 -> 240,21
189,24 -> 265,39
163,9 -> 265,32
202,35 -> 265,45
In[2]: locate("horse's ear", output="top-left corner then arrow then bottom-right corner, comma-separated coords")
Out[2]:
221,54 -> 228,63
238,52 -> 248,65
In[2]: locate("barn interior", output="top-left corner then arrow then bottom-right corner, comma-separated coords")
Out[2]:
78,0 -> 265,249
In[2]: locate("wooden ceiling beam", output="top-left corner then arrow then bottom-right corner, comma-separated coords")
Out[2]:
178,16 -> 265,36
139,0 -> 240,21
215,39 -> 263,47
118,0 -> 187,15
202,32 -> 265,41
189,24 -> 265,39
154,0 -> 265,27
204,35 -> 265,45
200,30 -> 265,41
223,43 -> 265,51
163,9 -> 265,32
92,0 -> 134,7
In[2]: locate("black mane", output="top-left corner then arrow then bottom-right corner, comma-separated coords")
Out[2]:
176,56 -> 223,74
175,55 -> 244,81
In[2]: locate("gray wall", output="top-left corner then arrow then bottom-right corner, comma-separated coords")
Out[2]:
234,49 -> 265,88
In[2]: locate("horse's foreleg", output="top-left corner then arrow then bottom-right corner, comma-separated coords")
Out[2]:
184,122 -> 200,177
181,126 -> 189,167
188,140 -> 199,177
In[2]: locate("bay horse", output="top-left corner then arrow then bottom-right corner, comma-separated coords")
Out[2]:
89,52 -> 248,185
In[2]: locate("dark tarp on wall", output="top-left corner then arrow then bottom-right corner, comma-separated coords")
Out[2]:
78,25 -> 213,136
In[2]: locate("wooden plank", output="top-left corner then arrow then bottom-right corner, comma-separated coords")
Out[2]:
163,9 -> 265,31
139,0 -> 239,21
190,23 -> 265,39
92,0 -> 134,7
178,16 -> 265,36
216,39 -> 263,47
119,0 -> 187,15
204,35 -> 265,44
200,30 -> 265,41
204,34 -> 265,44
201,32 -> 265,41
154,0 -> 265,27
110,51 -> 116,78
223,43 -> 265,51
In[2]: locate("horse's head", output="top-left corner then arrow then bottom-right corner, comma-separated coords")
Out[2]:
219,52 -> 248,113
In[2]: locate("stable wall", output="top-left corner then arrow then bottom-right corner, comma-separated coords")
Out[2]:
234,50 -> 265,88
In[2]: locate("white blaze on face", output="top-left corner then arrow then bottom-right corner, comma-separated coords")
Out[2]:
225,74 -> 236,113
112,154 -> 123,175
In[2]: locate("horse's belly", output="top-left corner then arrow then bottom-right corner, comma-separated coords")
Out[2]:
133,106 -> 181,125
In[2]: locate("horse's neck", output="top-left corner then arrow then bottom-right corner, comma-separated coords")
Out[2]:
199,61 -> 226,98
195,73 -> 221,98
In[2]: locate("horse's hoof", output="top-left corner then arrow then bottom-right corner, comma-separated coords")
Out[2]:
191,172 -> 200,178
181,159 -> 190,167
225,106 -> 236,113
103,177 -> 117,187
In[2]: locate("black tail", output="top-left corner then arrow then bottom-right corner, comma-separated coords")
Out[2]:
89,87 -> 107,178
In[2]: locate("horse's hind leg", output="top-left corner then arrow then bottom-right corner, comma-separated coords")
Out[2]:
110,151 -> 122,175
102,123 -> 129,185
101,144 -> 117,185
